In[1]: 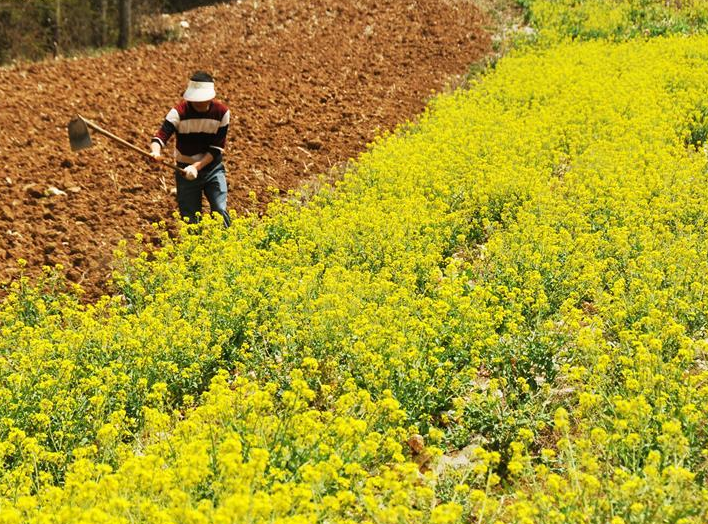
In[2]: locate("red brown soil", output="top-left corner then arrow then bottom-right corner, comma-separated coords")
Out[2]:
0,0 -> 491,299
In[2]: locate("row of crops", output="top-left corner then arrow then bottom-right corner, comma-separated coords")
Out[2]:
3,0 -> 708,522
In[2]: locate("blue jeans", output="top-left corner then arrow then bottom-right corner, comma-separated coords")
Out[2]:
175,162 -> 231,227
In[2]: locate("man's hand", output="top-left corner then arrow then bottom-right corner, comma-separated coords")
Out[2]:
149,143 -> 163,162
183,165 -> 199,181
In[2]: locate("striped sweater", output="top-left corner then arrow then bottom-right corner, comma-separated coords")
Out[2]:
152,100 -> 230,167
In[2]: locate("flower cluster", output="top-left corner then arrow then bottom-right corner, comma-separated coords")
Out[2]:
529,0 -> 708,42
2,0 -> 708,521
0,371 -> 441,523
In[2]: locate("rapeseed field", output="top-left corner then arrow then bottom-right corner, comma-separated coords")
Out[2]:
2,0 -> 708,522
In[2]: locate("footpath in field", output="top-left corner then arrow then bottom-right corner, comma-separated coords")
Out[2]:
0,0 -> 491,298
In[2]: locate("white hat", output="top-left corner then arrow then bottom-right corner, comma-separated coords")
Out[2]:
183,80 -> 216,102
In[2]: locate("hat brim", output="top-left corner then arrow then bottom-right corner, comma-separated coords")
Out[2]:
183,81 -> 216,102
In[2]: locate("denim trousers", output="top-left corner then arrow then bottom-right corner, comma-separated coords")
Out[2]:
175,162 -> 231,227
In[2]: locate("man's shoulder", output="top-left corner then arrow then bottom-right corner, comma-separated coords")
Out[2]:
211,99 -> 229,116
173,99 -> 190,117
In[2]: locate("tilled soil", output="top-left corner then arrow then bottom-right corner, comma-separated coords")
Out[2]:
0,0 -> 491,299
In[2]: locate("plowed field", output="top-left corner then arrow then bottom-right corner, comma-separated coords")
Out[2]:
0,0 -> 491,298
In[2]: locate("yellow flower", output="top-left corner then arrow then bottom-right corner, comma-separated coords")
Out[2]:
430,503 -> 463,524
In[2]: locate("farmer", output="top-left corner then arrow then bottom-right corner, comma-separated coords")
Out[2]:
149,71 -> 231,227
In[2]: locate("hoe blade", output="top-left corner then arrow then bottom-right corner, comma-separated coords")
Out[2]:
68,116 -> 92,151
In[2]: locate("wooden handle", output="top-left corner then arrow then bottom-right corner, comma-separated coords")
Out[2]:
81,116 -> 187,173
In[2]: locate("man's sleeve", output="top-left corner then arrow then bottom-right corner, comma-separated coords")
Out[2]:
151,108 -> 180,147
208,110 -> 230,161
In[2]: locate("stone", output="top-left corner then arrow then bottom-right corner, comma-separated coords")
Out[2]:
46,186 -> 68,197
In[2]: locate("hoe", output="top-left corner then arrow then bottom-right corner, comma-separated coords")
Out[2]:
68,114 -> 188,175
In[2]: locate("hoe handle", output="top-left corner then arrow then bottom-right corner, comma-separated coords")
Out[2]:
80,116 -> 188,174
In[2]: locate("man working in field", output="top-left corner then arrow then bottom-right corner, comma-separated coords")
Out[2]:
149,71 -> 231,227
